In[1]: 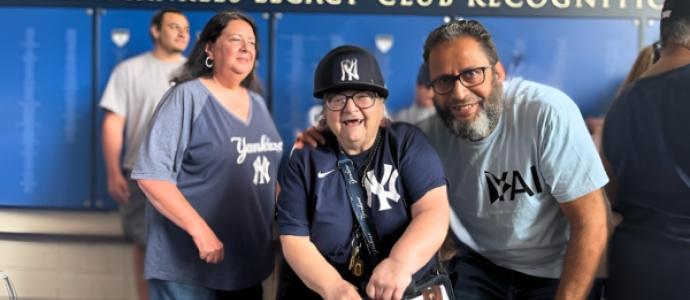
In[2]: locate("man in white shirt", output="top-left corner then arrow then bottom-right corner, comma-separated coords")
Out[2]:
99,9 -> 190,300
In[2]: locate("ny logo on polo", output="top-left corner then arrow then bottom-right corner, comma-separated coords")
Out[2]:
363,164 -> 400,211
340,58 -> 359,81
253,155 -> 271,185
484,165 -> 543,204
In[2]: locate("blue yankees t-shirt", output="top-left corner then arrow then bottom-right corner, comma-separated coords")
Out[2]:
131,79 -> 283,291
277,122 -> 446,280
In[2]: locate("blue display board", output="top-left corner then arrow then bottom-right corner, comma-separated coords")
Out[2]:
0,8 -> 93,208
271,14 -> 639,157
477,17 -> 639,117
272,13 -> 444,153
644,18 -> 661,46
0,7 -> 650,210
95,9 -> 270,208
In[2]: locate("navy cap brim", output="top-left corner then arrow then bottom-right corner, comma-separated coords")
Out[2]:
314,82 -> 389,99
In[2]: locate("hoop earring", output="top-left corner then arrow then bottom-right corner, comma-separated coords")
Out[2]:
205,57 -> 213,68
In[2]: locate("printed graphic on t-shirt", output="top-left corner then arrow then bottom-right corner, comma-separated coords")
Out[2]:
253,156 -> 271,185
230,134 -> 283,185
363,164 -> 401,211
484,165 -> 543,204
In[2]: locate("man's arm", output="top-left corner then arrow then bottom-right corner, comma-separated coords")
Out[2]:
555,188 -> 608,300
102,111 -> 129,203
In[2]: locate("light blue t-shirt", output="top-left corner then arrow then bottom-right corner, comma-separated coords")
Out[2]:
418,78 -> 608,278
132,79 -> 283,290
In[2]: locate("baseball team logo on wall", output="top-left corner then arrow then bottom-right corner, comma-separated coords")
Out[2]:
111,28 -> 130,48
375,34 -> 393,54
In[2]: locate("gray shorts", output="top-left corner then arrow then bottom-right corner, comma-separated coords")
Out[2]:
120,172 -> 147,246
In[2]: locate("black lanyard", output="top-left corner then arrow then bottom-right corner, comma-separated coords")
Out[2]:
337,150 -> 382,266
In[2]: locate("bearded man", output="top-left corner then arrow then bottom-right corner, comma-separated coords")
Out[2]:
417,19 -> 609,300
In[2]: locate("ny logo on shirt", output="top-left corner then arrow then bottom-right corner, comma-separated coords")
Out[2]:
363,164 -> 401,211
484,165 -> 543,204
253,155 -> 271,185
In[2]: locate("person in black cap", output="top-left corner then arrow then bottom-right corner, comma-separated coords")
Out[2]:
602,0 -> 690,299
277,45 -> 450,300
394,63 -> 436,124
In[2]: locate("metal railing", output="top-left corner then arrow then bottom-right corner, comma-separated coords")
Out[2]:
0,271 -> 17,300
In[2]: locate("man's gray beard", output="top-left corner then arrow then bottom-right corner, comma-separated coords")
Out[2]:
434,81 -> 504,141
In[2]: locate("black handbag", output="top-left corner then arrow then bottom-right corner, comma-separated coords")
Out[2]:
401,266 -> 453,300
336,148 -> 454,300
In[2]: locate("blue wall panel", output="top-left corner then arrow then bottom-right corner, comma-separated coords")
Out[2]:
272,13 -> 444,153
644,18 -> 660,46
95,10 -> 269,208
477,17 -> 638,117
0,8 -> 93,208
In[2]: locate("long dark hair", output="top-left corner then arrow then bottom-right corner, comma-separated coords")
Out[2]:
172,11 -> 262,94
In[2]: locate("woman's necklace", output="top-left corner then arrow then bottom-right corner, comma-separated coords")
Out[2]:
358,129 -> 382,187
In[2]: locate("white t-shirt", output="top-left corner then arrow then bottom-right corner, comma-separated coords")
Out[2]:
418,78 -> 608,278
99,52 -> 186,169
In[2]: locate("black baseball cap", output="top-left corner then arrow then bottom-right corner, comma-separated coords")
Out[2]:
662,0 -> 690,20
313,45 -> 388,99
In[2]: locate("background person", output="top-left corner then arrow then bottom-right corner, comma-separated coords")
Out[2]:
99,8 -> 190,300
132,11 -> 282,300
603,0 -> 690,299
394,63 -> 435,124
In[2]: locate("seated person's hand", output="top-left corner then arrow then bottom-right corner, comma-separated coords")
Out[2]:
323,279 -> 363,300
366,258 -> 413,300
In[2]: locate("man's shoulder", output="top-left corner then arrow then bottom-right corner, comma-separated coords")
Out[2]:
505,78 -> 575,115
115,52 -> 152,68
415,115 -> 445,137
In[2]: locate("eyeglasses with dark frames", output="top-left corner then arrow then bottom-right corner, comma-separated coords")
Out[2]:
323,91 -> 378,111
430,65 -> 493,95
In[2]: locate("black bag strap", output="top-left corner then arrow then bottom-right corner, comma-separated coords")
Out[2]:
336,150 -> 382,266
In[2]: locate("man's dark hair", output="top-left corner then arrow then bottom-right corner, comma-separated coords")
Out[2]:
172,10 -> 263,94
661,17 -> 690,49
151,9 -> 184,31
150,9 -> 185,41
423,19 -> 499,67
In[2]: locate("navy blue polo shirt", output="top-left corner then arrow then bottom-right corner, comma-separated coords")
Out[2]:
278,122 -> 446,278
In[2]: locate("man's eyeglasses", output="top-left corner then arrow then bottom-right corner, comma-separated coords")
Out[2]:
430,65 -> 492,95
323,91 -> 378,111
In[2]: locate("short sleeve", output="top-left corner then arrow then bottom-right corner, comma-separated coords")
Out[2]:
130,85 -> 199,183
276,151 -> 311,236
99,63 -> 129,116
397,125 -> 447,205
538,91 -> 608,202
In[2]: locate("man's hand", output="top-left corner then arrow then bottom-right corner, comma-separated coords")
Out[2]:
294,126 -> 326,150
366,258 -> 413,300
107,173 -> 130,204
190,222 -> 225,264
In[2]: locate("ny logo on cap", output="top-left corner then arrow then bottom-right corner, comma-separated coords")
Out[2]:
340,58 -> 359,81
